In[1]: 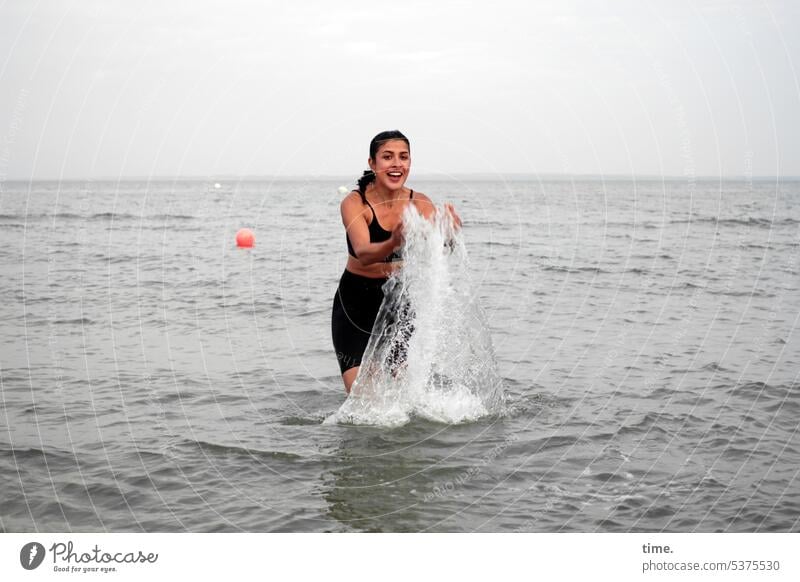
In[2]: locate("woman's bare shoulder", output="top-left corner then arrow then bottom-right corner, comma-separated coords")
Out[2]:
411,190 -> 436,218
340,190 -> 362,209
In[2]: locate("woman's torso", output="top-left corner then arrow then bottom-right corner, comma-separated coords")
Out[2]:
345,185 -> 417,279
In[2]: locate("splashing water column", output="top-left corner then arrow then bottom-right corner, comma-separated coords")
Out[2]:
325,204 -> 506,426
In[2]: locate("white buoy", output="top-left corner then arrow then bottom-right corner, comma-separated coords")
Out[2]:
337,186 -> 348,195
214,183 -> 221,189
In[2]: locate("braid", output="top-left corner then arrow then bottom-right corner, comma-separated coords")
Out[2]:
356,170 -> 375,203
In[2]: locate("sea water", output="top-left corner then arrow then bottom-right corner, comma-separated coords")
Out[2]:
1,178 -> 799,532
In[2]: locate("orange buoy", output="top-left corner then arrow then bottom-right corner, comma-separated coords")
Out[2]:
236,228 -> 255,248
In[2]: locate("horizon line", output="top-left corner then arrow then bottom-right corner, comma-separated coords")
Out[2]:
3,173 -> 799,182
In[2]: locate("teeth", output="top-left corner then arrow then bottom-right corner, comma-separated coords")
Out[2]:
388,172 -> 402,177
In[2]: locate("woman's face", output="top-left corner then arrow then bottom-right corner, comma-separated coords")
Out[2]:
369,139 -> 410,192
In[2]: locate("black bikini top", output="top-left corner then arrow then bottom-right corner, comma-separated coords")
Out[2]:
346,189 -> 414,263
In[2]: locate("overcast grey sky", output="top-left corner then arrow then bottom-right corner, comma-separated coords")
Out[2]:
0,0 -> 798,179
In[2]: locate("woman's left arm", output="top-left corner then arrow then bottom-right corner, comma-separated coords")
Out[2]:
443,202 -> 462,230
413,193 -> 462,230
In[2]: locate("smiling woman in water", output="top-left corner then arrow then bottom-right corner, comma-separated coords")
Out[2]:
330,130 -> 462,394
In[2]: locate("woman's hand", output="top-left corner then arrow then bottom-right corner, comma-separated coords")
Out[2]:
444,203 -> 462,230
391,220 -> 405,247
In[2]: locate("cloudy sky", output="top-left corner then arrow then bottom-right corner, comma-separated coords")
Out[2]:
0,0 -> 797,179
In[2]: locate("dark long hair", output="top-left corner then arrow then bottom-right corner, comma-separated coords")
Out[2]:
356,130 -> 410,202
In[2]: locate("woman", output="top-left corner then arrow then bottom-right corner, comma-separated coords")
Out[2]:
331,130 -> 462,394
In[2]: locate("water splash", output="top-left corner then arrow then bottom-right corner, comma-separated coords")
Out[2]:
325,204 -> 506,427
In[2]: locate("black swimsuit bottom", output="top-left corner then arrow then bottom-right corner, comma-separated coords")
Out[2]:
331,270 -> 387,374
330,270 -> 413,375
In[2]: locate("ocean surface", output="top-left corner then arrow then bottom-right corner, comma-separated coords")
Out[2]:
1,177 -> 798,532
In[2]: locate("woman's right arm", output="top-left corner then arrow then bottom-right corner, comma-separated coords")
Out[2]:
341,194 -> 402,265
